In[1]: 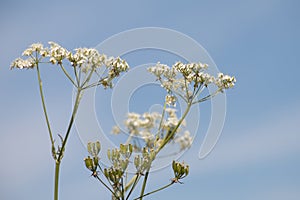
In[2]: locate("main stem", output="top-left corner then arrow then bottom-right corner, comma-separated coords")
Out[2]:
139,168 -> 150,200
53,88 -> 82,200
54,162 -> 60,200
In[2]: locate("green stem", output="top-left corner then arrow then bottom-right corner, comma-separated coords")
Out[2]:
54,162 -> 60,200
134,182 -> 174,200
121,178 -> 125,200
157,102 -> 192,153
73,66 -> 80,86
36,64 -> 55,158
139,166 -> 150,200
97,164 -> 115,190
57,87 -> 82,162
95,175 -> 118,198
59,64 -> 77,87
53,88 -> 83,200
81,68 -> 95,88
82,76 -> 108,90
157,101 -> 167,137
184,78 -> 190,100
192,89 -> 221,105
124,174 -> 139,191
126,174 -> 140,200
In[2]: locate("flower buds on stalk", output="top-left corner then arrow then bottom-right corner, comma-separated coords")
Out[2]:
84,156 -> 98,175
104,167 -> 125,185
134,147 -> 156,174
87,141 -> 101,157
172,160 -> 189,183
84,141 -> 101,175
119,143 -> 133,159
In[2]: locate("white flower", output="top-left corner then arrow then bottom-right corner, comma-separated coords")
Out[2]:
48,41 -> 68,64
125,113 -> 141,135
10,57 -> 35,69
173,61 -> 208,76
22,43 -> 44,56
193,72 -> 215,86
104,56 -> 114,67
165,94 -> 176,106
108,57 -> 129,79
148,62 -> 172,78
215,73 -> 236,90
148,61 -> 236,103
175,130 -> 193,150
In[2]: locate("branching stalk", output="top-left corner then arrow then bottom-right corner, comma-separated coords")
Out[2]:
36,64 -> 55,152
134,182 -> 174,200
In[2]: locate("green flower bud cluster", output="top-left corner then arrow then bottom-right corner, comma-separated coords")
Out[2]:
84,156 -> 99,174
107,144 -> 132,168
119,144 -> 133,159
134,147 -> 156,174
172,160 -> 189,183
87,141 -> 101,157
103,144 -> 133,187
103,167 -> 125,186
84,141 -> 101,175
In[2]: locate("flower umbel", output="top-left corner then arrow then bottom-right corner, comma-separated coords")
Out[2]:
172,160 -> 189,183
10,57 -> 35,69
148,61 -> 236,103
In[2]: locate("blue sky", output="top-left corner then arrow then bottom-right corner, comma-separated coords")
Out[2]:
1,0 -> 300,200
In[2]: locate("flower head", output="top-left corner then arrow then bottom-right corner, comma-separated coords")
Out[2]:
10,57 -> 35,69
172,160 -> 189,183
174,130 -> 193,150
148,61 -> 236,103
48,41 -> 68,64
215,73 -> 236,90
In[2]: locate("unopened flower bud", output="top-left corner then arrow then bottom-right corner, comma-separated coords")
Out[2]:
84,156 -> 94,171
87,141 -> 101,157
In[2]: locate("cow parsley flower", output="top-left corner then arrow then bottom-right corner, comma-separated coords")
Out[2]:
22,43 -> 45,56
175,130 -> 193,150
10,57 -> 35,69
148,61 -> 236,103
215,73 -> 236,90
165,94 -> 177,106
48,41 -> 68,64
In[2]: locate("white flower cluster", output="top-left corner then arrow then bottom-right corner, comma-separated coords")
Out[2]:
163,108 -> 186,132
114,109 -> 191,151
10,57 -> 35,69
215,73 -> 236,90
124,112 -> 161,137
165,94 -> 177,106
49,42 -> 68,64
10,42 -> 129,88
174,130 -> 193,150
22,43 -> 48,57
148,61 -> 236,100
10,43 -> 46,69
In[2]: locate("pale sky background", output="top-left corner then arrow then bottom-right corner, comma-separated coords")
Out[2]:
1,0 -> 300,200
